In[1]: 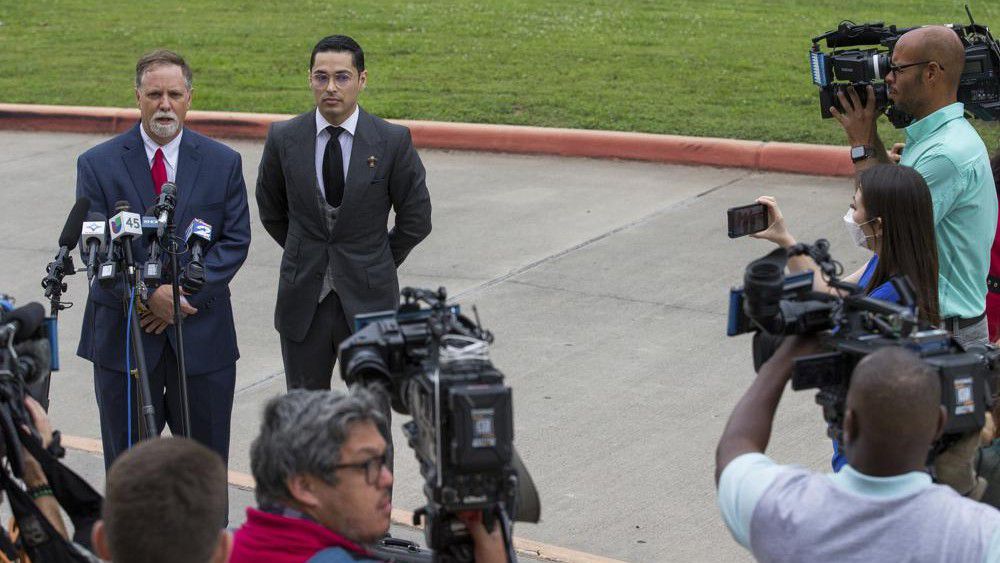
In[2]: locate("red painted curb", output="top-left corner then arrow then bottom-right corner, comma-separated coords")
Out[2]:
0,103 -> 854,177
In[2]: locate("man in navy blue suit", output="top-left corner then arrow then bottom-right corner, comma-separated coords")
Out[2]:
75,49 -> 251,469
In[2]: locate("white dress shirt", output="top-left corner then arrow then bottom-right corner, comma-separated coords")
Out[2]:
139,126 -> 183,183
314,105 -> 358,194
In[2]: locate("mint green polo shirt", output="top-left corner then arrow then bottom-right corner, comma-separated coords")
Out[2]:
899,102 -> 998,319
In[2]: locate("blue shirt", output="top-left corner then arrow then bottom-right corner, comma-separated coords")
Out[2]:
857,255 -> 901,304
899,102 -> 998,319
718,453 -> 1000,560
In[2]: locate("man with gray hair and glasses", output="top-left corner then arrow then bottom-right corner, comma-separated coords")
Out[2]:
230,388 -> 505,563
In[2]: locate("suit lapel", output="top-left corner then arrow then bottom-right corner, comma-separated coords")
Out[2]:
121,125 -> 158,213
173,130 -> 203,226
288,111 -> 325,223
342,108 -> 385,208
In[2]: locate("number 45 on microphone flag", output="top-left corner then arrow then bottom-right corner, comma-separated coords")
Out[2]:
109,212 -> 142,241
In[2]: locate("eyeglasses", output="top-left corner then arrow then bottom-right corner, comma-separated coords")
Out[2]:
332,454 -> 389,485
310,71 -> 355,89
887,60 -> 940,77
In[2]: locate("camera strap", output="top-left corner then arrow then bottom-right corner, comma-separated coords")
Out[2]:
0,461 -> 93,562
17,428 -> 103,549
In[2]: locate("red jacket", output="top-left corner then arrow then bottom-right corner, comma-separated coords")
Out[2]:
230,507 -> 373,563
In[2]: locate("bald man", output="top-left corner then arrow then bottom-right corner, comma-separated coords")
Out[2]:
716,339 -> 1000,562
832,25 -> 998,347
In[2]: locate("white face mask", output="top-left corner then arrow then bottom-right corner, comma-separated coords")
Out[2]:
843,208 -> 877,249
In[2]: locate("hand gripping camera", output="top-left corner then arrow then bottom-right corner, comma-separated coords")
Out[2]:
339,287 -> 540,563
809,7 -> 1000,127
728,242 -> 1000,449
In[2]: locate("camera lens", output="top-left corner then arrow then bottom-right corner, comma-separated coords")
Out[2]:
875,52 -> 891,79
342,346 -> 391,386
744,251 -> 787,330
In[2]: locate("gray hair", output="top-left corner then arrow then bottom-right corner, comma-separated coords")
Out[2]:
251,387 -> 386,506
135,49 -> 193,90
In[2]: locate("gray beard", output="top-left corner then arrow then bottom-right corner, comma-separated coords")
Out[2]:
149,118 -> 180,139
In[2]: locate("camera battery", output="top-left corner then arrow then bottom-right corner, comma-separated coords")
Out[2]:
448,384 -> 513,472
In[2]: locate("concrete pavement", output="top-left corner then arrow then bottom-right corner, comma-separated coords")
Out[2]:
0,130 -> 871,561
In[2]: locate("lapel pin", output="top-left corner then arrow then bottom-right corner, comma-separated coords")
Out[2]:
367,155 -> 377,169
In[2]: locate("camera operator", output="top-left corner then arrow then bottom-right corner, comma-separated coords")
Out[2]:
716,338 -> 1000,562
751,165 -> 993,493
230,388 -> 505,563
90,437 -> 230,563
831,25 -> 997,346
7,396 -> 102,562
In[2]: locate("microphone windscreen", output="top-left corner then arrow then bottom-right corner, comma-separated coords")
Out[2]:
114,200 -> 131,213
3,302 -> 45,342
160,182 -> 177,197
58,197 -> 91,249
85,211 -> 106,222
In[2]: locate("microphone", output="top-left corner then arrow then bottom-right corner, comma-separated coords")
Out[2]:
154,182 -> 177,239
0,302 -> 45,343
142,206 -> 163,282
108,201 -> 143,243
42,198 -> 90,298
80,211 -> 107,281
58,197 -> 90,250
108,200 -> 143,271
181,218 -> 212,294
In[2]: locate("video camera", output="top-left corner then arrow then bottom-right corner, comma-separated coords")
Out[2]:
809,7 -> 1000,127
339,287 -> 540,563
0,294 -> 102,562
727,241 -> 1000,447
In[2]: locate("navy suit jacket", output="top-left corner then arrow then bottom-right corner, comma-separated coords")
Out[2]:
75,123 -> 251,375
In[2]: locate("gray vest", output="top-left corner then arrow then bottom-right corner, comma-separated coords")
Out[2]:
750,468 -> 1000,562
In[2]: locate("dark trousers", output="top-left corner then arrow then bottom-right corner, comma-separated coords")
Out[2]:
280,290 -> 352,390
93,343 -> 236,470
280,290 -> 394,472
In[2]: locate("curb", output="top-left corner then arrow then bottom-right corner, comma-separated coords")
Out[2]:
0,103 -> 855,177
61,434 -> 624,563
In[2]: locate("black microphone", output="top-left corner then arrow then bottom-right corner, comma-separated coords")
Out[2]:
59,197 -> 90,250
154,182 -> 177,239
42,198 -> 90,298
143,205 -> 163,282
80,211 -> 107,281
181,218 -> 212,294
0,302 -> 45,343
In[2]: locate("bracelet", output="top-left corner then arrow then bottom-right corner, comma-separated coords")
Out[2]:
26,485 -> 53,500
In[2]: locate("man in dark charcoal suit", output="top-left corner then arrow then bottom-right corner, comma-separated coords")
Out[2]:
256,35 -> 432,391
76,49 -> 251,469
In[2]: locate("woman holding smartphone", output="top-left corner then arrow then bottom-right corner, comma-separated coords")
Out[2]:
753,163 -> 940,325
752,164 -> 941,471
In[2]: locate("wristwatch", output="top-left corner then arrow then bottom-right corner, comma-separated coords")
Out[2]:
850,145 -> 874,163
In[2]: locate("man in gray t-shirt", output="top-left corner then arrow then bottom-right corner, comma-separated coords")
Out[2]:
716,341 -> 1000,562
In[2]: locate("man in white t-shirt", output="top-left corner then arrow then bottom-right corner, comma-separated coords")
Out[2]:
716,338 -> 1000,562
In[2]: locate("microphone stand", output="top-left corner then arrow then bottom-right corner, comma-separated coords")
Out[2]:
117,238 -> 158,440
39,252 -> 73,410
165,219 -> 192,437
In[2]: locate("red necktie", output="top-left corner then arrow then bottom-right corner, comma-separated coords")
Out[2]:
151,148 -> 167,196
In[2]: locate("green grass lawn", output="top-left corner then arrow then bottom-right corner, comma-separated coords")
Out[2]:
1,0 -> 999,146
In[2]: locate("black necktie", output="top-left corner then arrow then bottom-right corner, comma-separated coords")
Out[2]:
323,125 -> 345,207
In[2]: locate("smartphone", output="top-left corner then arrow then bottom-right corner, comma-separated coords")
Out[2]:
727,203 -> 769,238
